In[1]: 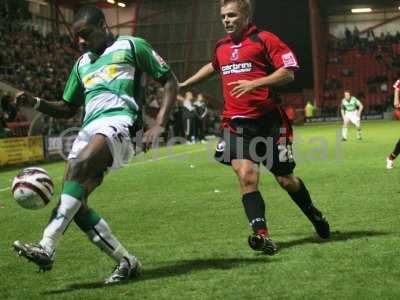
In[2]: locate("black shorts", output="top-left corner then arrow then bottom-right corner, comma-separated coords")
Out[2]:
214,108 -> 296,176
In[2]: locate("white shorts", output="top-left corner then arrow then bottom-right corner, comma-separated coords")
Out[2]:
344,111 -> 360,126
68,115 -> 134,171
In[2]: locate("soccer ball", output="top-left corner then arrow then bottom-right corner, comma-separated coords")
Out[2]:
11,167 -> 54,209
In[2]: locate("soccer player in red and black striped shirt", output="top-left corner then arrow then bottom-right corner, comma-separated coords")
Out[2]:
386,79 -> 400,169
180,0 -> 330,254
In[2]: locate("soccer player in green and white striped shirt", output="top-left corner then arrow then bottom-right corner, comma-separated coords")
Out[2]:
13,5 -> 178,284
341,90 -> 363,141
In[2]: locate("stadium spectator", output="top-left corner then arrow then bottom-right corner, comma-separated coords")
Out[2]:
0,110 -> 10,138
13,5 -> 178,284
193,93 -> 208,142
171,94 -> 184,138
1,92 -> 17,122
341,90 -> 363,141
285,105 -> 296,123
182,91 -> 196,143
386,79 -> 400,169
353,26 -> 360,46
180,0 -> 330,255
345,27 -> 352,47
0,17 -> 75,109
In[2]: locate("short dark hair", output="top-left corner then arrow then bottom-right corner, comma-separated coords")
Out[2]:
74,5 -> 105,26
221,0 -> 252,20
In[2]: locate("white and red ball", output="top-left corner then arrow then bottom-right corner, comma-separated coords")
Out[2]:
11,167 -> 54,209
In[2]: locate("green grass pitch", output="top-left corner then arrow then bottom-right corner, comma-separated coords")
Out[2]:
0,120 -> 399,299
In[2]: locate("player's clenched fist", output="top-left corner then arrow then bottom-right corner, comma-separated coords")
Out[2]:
14,91 -> 37,108
142,124 -> 165,152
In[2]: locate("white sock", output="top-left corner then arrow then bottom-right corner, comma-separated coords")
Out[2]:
342,127 -> 348,139
40,194 -> 81,254
86,218 -> 135,263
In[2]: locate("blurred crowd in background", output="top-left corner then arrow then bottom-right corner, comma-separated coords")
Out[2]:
322,26 -> 400,117
1,1 -> 400,139
0,3 -> 219,141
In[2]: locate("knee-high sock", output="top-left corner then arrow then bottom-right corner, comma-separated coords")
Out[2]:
39,194 -> 81,254
287,178 -> 320,223
390,139 -> 400,159
242,191 -> 268,236
87,219 -> 135,263
342,127 -> 348,139
75,209 -> 135,263
356,128 -> 362,139
39,180 -> 85,254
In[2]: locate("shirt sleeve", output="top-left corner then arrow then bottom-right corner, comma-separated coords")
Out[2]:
63,61 -> 84,106
260,31 -> 299,71
393,79 -> 400,90
133,38 -> 171,82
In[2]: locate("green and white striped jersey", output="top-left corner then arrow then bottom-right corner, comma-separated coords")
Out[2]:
341,96 -> 361,112
63,36 -> 171,127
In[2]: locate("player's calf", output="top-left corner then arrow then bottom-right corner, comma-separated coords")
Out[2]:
285,177 -> 331,239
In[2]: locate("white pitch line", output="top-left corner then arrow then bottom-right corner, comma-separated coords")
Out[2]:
0,147 -> 207,193
129,148 -> 205,166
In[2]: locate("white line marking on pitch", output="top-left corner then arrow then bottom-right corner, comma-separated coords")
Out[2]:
0,147 -> 207,193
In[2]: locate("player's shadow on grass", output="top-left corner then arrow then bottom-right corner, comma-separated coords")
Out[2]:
278,230 -> 390,250
43,257 -> 278,295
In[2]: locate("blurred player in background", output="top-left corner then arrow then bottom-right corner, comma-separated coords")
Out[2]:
193,93 -> 208,142
180,0 -> 330,255
386,79 -> 400,169
341,90 -> 363,141
13,5 -> 178,284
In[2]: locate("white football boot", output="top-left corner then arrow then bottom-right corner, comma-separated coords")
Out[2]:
13,240 -> 54,272
104,256 -> 142,284
386,158 -> 394,169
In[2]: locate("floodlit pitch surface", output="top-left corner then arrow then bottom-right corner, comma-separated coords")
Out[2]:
0,120 -> 399,299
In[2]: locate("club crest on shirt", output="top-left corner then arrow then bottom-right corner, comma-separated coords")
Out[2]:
231,48 -> 239,61
282,52 -> 297,68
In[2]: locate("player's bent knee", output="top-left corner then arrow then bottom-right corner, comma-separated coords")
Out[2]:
84,176 -> 104,196
67,158 -> 104,184
237,169 -> 258,188
66,159 -> 90,182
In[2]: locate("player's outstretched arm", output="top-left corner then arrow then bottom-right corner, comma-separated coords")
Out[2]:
15,91 -> 78,118
180,63 -> 215,88
155,72 -> 179,128
143,72 -> 179,150
250,67 -> 294,88
229,67 -> 294,98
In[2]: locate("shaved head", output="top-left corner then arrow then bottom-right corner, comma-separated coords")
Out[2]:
74,5 -> 105,26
